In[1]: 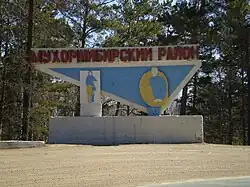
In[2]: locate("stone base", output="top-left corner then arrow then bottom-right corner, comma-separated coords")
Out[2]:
48,115 -> 203,145
0,141 -> 45,149
80,103 -> 102,117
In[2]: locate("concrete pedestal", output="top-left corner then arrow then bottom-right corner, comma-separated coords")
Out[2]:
79,70 -> 102,117
0,141 -> 45,149
80,103 -> 102,117
48,115 -> 203,145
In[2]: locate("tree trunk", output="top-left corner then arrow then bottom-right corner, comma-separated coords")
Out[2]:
22,0 -> 33,140
192,73 -> 198,113
75,0 -> 89,116
0,65 -> 6,140
247,67 -> 250,145
191,0 -> 204,114
246,31 -> 250,145
0,42 -> 8,140
75,88 -> 80,116
30,97 -> 33,141
218,69 -> 224,143
180,85 -> 188,115
126,105 -> 130,116
241,67 -> 246,145
115,102 -> 120,116
227,75 -> 233,145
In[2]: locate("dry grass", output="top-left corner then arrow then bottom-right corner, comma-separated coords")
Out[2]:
0,144 -> 250,187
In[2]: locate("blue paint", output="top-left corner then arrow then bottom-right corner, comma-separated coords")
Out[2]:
86,71 -> 97,91
150,76 -> 166,100
85,70 -> 97,103
148,74 -> 167,116
147,107 -> 161,116
51,65 -> 193,109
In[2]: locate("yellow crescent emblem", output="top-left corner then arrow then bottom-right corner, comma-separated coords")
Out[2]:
139,67 -> 169,110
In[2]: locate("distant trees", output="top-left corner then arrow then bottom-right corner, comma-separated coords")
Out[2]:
0,0 -> 249,145
55,0 -> 114,116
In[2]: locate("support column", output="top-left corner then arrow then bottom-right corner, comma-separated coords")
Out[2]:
80,70 -> 102,117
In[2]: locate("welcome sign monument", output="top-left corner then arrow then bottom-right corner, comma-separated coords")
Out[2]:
31,44 -> 203,144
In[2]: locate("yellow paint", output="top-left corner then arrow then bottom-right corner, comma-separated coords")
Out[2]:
87,85 -> 93,103
139,67 -> 169,107
160,98 -> 170,112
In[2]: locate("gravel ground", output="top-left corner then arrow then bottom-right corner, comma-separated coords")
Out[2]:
0,144 -> 250,187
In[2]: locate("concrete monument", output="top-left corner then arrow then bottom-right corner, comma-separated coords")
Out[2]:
31,45 -> 203,144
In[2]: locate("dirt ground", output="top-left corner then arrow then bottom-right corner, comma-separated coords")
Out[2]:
0,144 -> 250,187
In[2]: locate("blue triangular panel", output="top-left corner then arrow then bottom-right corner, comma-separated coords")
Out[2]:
51,65 -> 193,108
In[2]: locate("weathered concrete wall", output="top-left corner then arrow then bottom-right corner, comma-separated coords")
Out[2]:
48,116 -> 203,145
80,103 -> 102,117
0,141 -> 45,149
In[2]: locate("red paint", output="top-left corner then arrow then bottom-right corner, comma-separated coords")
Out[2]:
52,50 -> 60,62
82,50 -> 89,62
68,50 -> 77,62
191,46 -> 199,59
120,49 -> 128,61
88,50 -> 96,62
173,47 -> 178,60
60,50 -> 69,63
43,50 -> 51,63
146,48 -> 153,61
135,48 -> 143,61
158,47 -> 166,60
110,49 -> 119,62
76,50 -> 82,62
167,47 -> 173,60
127,49 -> 135,61
103,49 -> 112,62
31,45 -> 199,64
184,47 -> 191,59
95,50 -> 103,62
136,48 -> 152,61
35,50 -> 42,63
178,47 -> 184,60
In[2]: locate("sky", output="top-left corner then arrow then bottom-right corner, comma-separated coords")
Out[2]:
52,0 -> 191,105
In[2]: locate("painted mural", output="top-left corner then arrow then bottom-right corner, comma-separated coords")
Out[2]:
139,67 -> 168,115
80,70 -> 101,104
32,45 -> 201,116
85,70 -> 97,103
